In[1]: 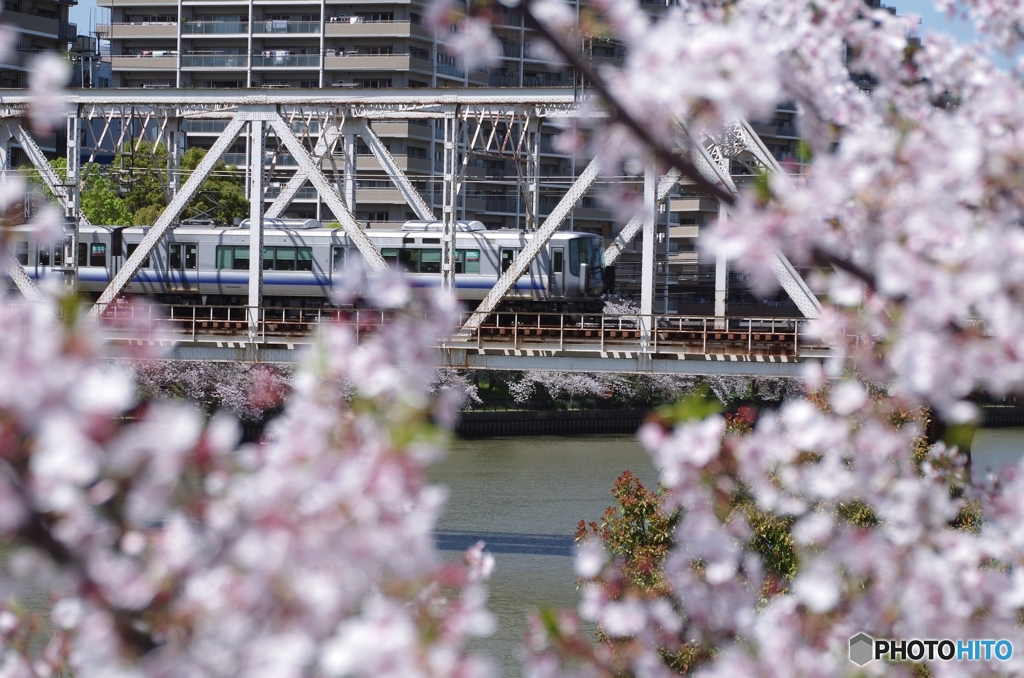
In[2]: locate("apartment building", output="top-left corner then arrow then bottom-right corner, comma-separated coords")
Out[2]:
0,0 -> 77,88
0,0 -> 77,158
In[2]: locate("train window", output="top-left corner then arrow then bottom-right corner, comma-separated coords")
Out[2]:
276,247 -> 296,272
78,243 -> 88,267
39,246 -> 50,267
14,242 -> 28,266
263,248 -> 275,271
552,249 -> 563,274
216,245 -> 251,270
53,245 -> 62,267
169,244 -> 182,269
455,249 -> 480,274
397,249 -> 419,272
332,246 -> 345,272
569,240 -> 580,276
297,248 -> 313,272
185,244 -> 197,270
381,248 -> 400,267
500,248 -> 517,274
126,244 -> 151,268
90,243 -> 107,267
216,246 -> 233,269
420,249 -> 441,274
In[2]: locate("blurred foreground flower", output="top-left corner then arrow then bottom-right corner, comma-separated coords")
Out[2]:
0,282 -> 496,678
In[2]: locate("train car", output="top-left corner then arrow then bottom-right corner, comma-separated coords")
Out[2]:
8,220 -> 605,312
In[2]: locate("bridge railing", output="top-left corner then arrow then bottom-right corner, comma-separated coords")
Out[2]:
93,303 -> 830,358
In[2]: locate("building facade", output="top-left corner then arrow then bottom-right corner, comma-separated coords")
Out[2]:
0,0 -> 77,88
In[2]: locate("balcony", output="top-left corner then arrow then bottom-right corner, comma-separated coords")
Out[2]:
1,11 -> 64,39
355,188 -> 410,204
435,62 -> 464,78
181,21 -> 247,35
252,53 -> 320,68
324,52 -> 431,72
324,19 -> 429,39
266,186 -> 319,201
671,197 -> 719,213
253,20 -> 321,35
181,53 -> 247,69
111,53 -> 178,70
185,120 -> 230,134
97,22 -> 177,38
348,153 -> 430,173
491,9 -> 522,26
370,120 -> 432,140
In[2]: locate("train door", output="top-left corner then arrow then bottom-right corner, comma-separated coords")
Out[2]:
331,246 -> 345,281
167,242 -> 198,292
499,248 -> 519,274
549,247 -> 564,296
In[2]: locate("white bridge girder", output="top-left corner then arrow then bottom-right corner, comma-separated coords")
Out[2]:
0,89 -> 819,321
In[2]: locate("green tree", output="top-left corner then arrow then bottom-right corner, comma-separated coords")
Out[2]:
180,147 -> 248,225
116,141 -> 169,219
24,158 -> 132,226
117,141 -> 248,226
81,173 -> 132,226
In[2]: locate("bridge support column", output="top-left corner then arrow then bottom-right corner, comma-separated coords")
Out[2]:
715,200 -> 728,329
66,112 -> 82,289
441,106 -> 459,293
0,121 -> 12,181
342,125 -> 356,212
640,161 -> 656,350
167,118 -> 185,201
525,117 -> 540,230
248,119 -> 264,338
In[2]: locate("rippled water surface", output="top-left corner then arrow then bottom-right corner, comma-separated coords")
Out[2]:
972,428 -> 1024,479
429,434 -> 657,677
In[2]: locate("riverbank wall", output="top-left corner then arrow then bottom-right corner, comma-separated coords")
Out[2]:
455,409 -> 647,438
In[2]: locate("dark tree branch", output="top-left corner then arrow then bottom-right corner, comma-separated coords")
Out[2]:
519,0 -> 736,206
810,245 -> 877,291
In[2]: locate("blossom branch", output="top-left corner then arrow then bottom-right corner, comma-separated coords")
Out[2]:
1,458 -> 160,654
810,245 -> 877,291
519,0 -> 735,206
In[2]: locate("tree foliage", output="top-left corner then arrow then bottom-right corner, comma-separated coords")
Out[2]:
118,141 -> 248,226
23,142 -> 248,228
24,159 -> 132,227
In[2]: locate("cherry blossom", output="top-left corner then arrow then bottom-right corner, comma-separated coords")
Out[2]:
0,279 -> 497,678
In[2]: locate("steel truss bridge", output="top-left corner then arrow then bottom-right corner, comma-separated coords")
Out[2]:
0,88 -> 825,374
99,304 -> 823,376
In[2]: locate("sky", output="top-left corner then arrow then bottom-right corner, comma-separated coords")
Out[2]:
67,1 -> 995,57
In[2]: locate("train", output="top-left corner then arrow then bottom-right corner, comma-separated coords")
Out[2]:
10,219 -> 606,312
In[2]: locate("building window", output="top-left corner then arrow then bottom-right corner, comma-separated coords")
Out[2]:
359,79 -> 392,89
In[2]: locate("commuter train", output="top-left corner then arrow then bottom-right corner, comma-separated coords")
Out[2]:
11,219 -> 606,311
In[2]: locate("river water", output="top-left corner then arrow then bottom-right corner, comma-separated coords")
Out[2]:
431,428 -> 1024,677
428,434 -> 658,677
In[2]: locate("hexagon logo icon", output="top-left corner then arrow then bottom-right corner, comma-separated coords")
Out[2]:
849,633 -> 875,666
